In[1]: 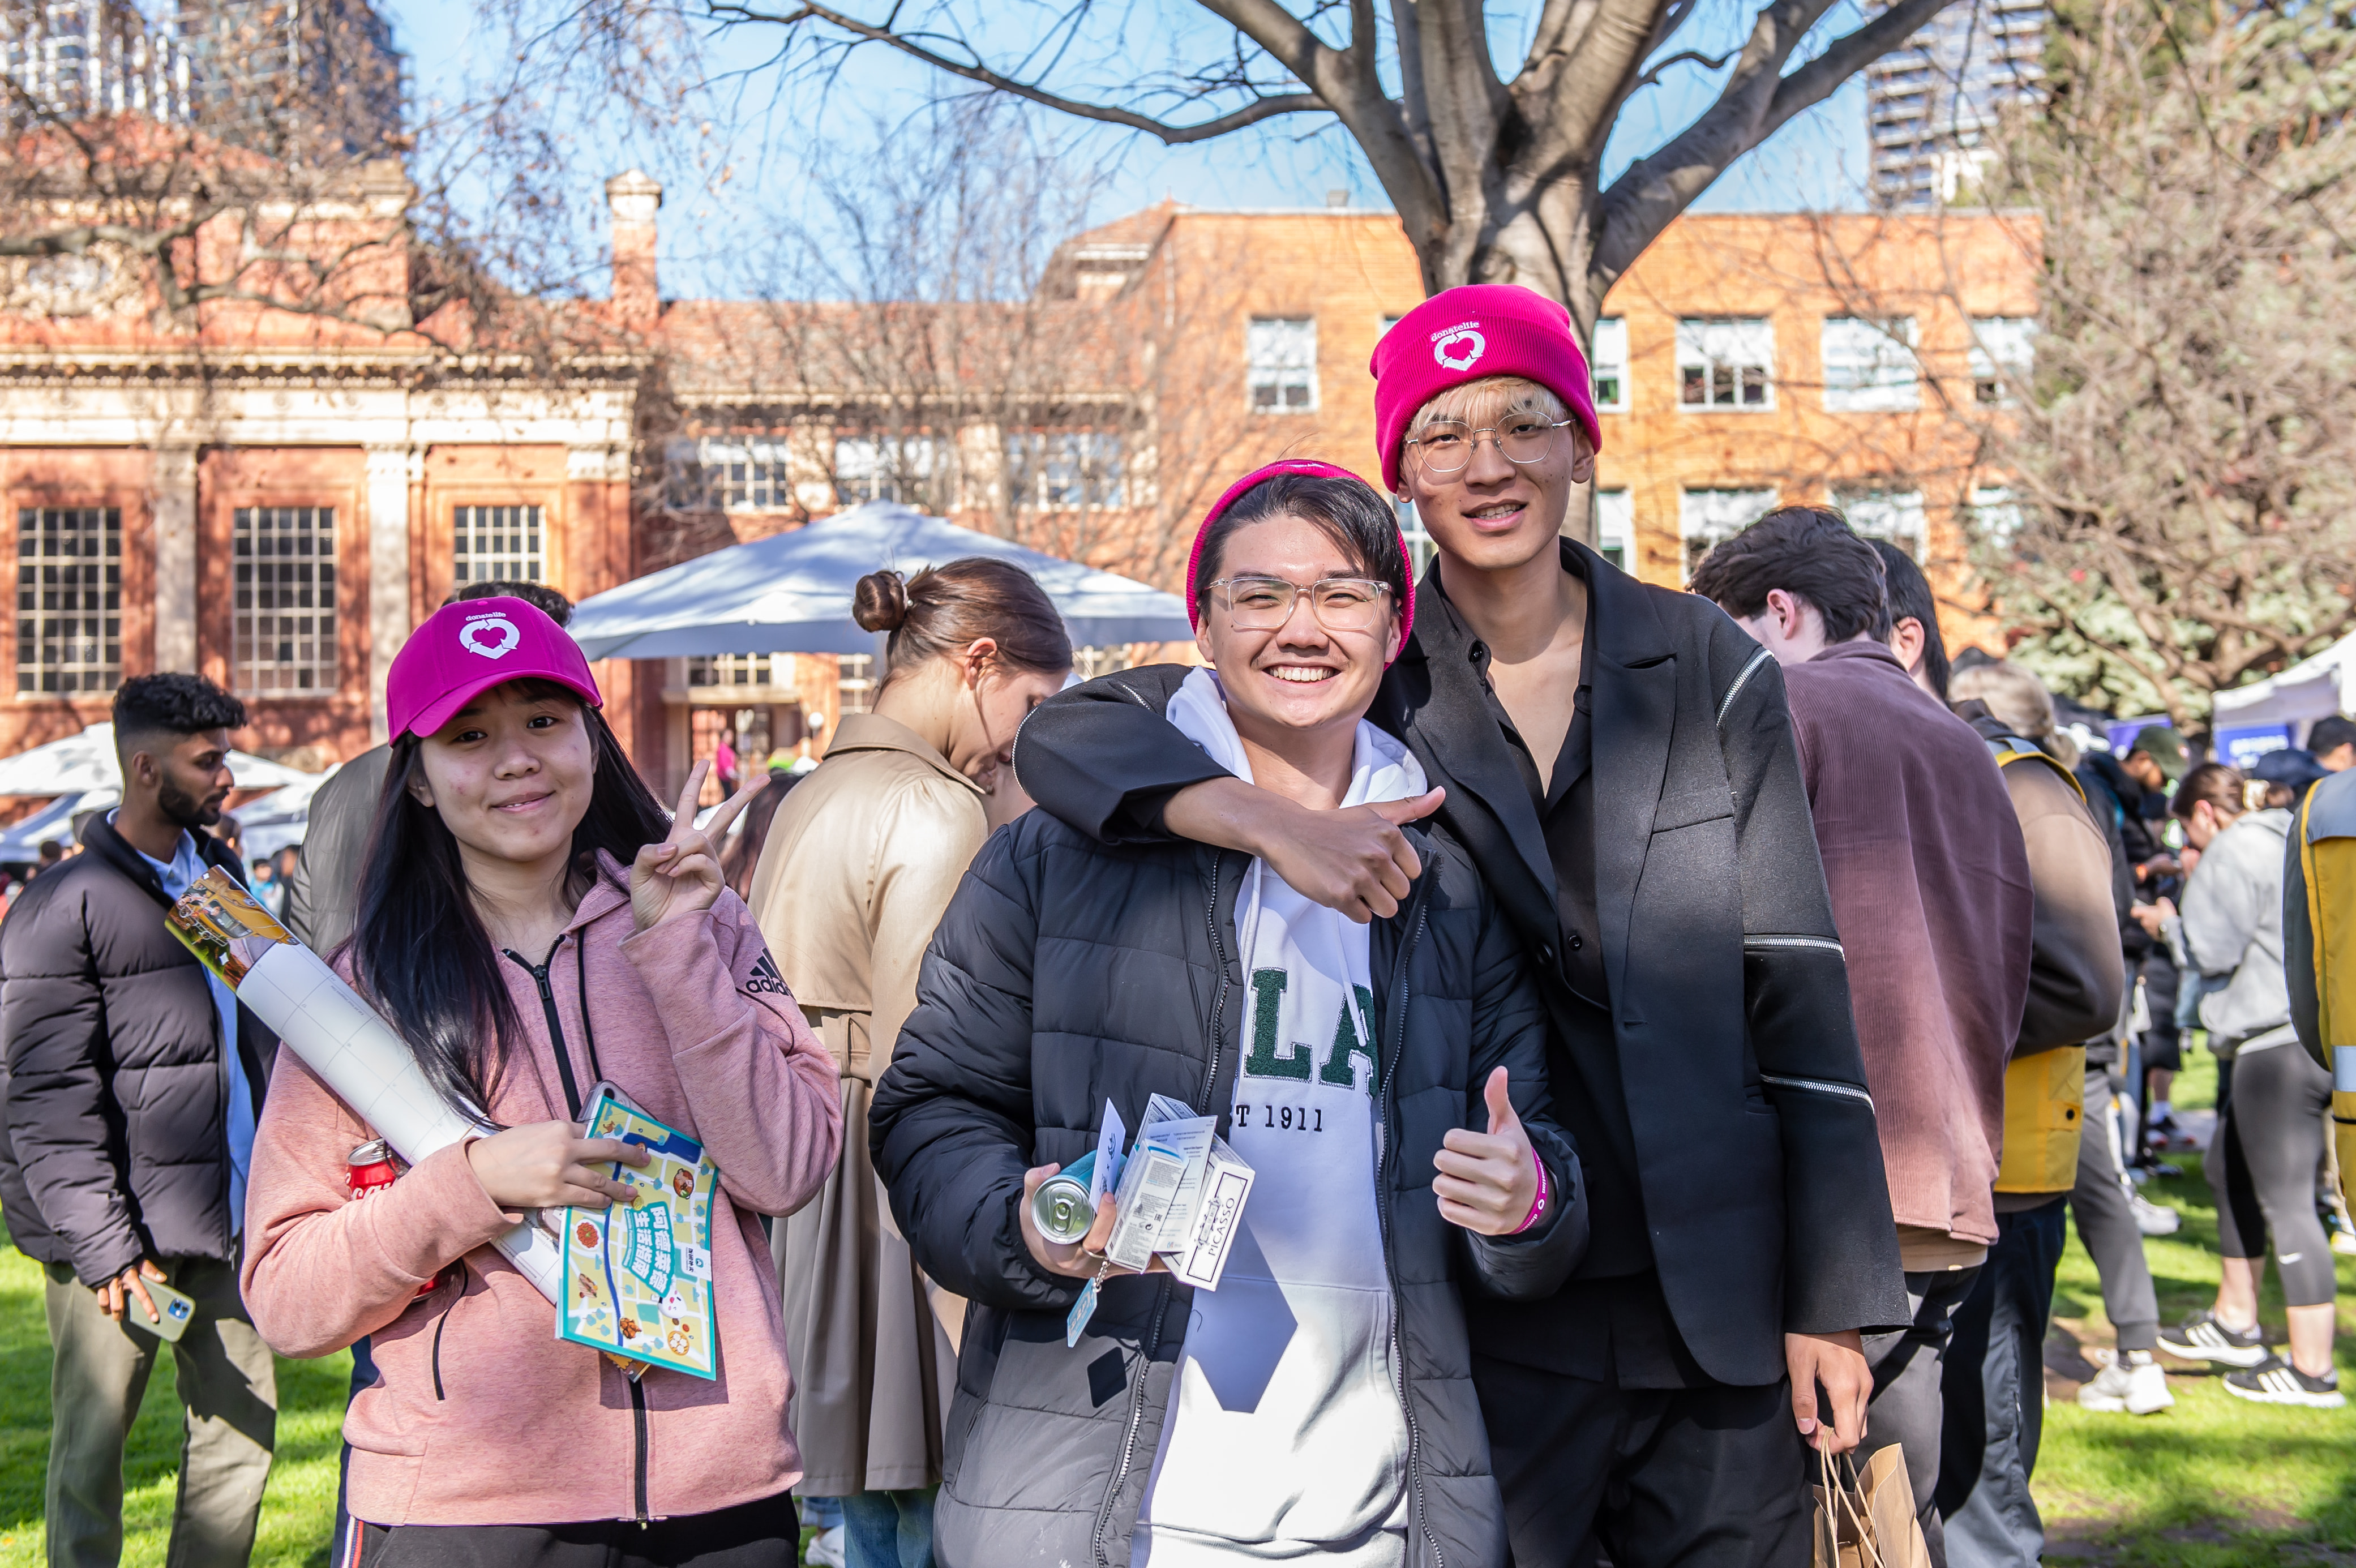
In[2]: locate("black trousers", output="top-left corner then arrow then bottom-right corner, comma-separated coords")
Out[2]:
1858,1269 -> 1980,1568
1935,1202 -> 2068,1568
355,1493 -> 800,1567
2214,1043 -> 2336,1305
1473,1356 -> 1809,1568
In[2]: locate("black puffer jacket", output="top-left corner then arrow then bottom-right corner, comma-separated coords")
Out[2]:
0,816 -> 277,1283
871,809 -> 1583,1568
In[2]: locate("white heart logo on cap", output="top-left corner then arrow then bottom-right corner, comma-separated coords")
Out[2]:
1433,328 -> 1486,372
458,614 -> 521,661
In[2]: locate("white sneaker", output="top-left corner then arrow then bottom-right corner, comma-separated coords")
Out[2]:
2076,1353 -> 2174,1414
2130,1192 -> 2182,1236
805,1526 -> 847,1568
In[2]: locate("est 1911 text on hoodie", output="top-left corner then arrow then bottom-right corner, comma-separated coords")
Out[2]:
1131,670 -> 1427,1567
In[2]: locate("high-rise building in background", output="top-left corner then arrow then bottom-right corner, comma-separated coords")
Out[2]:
0,0 -> 401,156
0,0 -> 183,119
1866,0 -> 2045,207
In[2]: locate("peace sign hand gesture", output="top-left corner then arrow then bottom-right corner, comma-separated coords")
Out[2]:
631,761 -> 767,933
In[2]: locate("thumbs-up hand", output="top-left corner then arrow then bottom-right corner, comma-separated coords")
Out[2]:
1434,1067 -> 1541,1235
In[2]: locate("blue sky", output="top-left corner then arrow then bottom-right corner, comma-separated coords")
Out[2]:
389,0 -> 1874,298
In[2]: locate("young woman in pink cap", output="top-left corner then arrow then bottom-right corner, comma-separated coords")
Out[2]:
1017,285 -> 1910,1568
869,464 -> 1583,1568
241,596 -> 842,1567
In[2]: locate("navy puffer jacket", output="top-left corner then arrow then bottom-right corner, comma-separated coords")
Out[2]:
871,809 -> 1584,1568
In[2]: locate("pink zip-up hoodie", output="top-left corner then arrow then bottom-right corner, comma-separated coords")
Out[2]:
241,858 -> 842,1527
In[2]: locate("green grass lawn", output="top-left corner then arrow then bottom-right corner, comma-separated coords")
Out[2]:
0,1246 -> 349,1568
0,1045 -> 2344,1565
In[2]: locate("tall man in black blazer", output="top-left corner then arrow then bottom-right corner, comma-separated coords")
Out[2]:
1012,285 -> 1909,1566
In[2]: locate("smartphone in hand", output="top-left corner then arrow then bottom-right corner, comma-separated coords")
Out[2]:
122,1278 -> 198,1343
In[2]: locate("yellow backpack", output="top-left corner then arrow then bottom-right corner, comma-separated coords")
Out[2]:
1986,736 -> 2090,1196
2296,777 -> 2356,1205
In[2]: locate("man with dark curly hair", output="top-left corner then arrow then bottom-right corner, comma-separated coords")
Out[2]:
0,672 -> 280,1568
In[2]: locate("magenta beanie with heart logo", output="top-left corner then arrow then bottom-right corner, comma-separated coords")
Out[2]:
386,595 -> 602,740
1370,284 -> 1603,492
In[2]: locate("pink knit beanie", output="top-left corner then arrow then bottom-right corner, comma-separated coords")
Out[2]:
1369,284 -> 1604,492
1183,458 -> 1415,660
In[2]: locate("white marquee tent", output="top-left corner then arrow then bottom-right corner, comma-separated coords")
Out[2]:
0,723 -> 320,798
565,503 -> 1194,661
2209,629 -> 2356,731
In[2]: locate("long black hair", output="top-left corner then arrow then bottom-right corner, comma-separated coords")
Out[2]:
345,679 -> 670,1123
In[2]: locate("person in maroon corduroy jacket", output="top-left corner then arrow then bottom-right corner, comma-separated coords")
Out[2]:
1693,507 -> 2032,1568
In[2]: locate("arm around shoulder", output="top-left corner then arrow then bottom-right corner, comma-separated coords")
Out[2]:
1012,664 -> 1226,844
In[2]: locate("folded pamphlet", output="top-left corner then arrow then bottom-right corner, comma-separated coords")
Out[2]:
1067,1094 -> 1256,1343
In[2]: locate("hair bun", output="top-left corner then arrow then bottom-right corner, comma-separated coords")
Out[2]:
853,570 -> 911,633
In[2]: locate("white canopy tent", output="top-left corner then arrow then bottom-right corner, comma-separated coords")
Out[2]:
0,723 -> 320,797
564,503 -> 1194,661
2210,628 -> 2356,731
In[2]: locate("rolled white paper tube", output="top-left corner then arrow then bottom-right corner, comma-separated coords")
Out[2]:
241,942 -> 566,1304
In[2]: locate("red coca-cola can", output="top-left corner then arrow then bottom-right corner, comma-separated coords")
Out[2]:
346,1139 -> 399,1197
347,1140 -> 446,1297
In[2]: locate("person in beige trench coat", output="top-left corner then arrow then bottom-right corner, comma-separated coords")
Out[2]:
748,558 -> 1072,1568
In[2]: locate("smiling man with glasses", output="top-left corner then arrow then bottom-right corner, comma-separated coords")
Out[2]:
1017,284 -> 1909,1568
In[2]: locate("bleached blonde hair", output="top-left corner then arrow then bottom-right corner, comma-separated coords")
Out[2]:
1404,375 -> 1570,443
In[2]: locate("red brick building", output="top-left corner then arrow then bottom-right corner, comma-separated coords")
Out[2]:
0,170 -> 2037,791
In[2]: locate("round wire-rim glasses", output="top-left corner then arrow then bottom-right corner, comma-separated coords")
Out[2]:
1403,417 -> 1575,475
1206,575 -> 1395,632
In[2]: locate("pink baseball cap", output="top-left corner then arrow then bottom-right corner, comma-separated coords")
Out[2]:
1369,284 -> 1603,492
386,596 -> 602,740
1183,458 -> 1415,660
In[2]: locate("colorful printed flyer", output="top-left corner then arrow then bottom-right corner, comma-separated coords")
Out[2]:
557,1086 -> 720,1379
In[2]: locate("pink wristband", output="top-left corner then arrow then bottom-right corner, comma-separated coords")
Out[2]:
1510,1151 -> 1550,1235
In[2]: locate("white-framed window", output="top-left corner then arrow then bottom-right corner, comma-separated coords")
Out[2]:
1006,431 -> 1125,509
1677,319 -> 1774,409
1836,489 -> 1927,558
1969,317 -> 2037,405
15,506 -> 119,695
453,504 -> 543,585
682,439 -> 793,512
1971,485 -> 2025,546
1679,487 -> 1779,580
686,653 -> 774,689
834,436 -> 940,507
1820,317 -> 1921,412
1397,496 -> 1434,580
1596,489 -> 1634,572
1591,318 -> 1630,412
233,506 -> 336,695
1247,317 -> 1318,413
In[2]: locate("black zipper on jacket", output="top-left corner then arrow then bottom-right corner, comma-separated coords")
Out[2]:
629,1374 -> 651,1524
1090,849 -> 1236,1567
1090,1275 -> 1172,1567
1196,851 -> 1235,1111
430,1296 -> 451,1400
503,941 -> 586,1119
1374,864 -> 1438,1568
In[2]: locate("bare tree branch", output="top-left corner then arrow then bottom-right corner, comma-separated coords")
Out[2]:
708,1 -> 1330,142
1591,0 -> 1954,295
